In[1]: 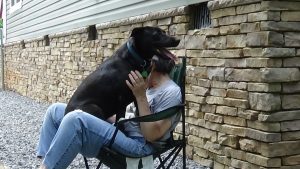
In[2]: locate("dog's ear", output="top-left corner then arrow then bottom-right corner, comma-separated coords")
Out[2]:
130,27 -> 144,38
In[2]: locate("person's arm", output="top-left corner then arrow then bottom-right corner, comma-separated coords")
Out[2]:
126,70 -> 171,142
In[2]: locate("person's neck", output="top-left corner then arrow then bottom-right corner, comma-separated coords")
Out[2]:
148,72 -> 170,89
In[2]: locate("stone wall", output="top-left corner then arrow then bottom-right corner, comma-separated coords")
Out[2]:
0,47 -> 3,90
4,32 -> 103,102
183,0 -> 300,168
3,1 -> 300,168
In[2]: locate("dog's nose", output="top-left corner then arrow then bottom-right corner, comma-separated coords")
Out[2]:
173,38 -> 180,46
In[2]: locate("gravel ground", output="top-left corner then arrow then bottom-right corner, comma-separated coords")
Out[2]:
0,90 -> 208,169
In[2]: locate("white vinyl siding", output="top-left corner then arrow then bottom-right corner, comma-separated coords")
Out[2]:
9,0 -> 22,14
6,0 -> 206,43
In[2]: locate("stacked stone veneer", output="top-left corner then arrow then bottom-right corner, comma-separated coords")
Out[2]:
183,0 -> 300,168
0,50 -> 3,90
3,0 -> 300,168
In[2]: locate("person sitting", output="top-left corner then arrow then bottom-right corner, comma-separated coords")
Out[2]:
36,55 -> 182,169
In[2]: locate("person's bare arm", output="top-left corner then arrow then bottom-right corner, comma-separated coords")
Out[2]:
126,71 -> 171,142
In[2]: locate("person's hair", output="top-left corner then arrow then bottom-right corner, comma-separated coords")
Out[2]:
151,55 -> 175,74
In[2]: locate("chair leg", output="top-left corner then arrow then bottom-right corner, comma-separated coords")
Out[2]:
84,156 -> 103,169
182,144 -> 186,169
158,156 -> 166,169
83,156 -> 89,169
96,161 -> 103,169
156,146 -> 180,169
166,146 -> 182,169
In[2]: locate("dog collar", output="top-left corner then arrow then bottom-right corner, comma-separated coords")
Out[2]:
126,41 -> 147,68
126,41 -> 149,78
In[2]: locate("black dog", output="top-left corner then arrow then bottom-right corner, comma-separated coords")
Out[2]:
64,27 -> 180,121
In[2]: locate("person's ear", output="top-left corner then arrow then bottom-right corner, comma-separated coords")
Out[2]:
151,63 -> 157,73
130,27 -> 143,38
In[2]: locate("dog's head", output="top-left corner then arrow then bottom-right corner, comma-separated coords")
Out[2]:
130,26 -> 180,61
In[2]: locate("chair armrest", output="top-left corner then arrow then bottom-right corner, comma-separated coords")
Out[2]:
116,104 -> 185,128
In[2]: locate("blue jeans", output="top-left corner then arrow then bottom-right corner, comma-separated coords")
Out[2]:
36,103 -> 153,169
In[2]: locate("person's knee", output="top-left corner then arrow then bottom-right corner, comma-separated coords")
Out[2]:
61,111 -> 91,135
47,103 -> 65,113
63,110 -> 86,126
64,110 -> 80,118
45,103 -> 66,120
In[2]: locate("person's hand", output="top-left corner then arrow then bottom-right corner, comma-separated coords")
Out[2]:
126,70 -> 147,99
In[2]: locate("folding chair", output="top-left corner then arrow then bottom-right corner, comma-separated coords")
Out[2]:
84,56 -> 187,169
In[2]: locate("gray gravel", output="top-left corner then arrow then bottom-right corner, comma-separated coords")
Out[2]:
0,90 -> 208,169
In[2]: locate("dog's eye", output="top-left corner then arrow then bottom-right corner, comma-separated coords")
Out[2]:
153,33 -> 160,41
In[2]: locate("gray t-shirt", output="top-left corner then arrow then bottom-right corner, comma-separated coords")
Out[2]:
124,79 -> 182,142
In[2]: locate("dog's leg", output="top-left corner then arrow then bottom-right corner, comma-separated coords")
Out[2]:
79,104 -> 106,120
115,95 -> 133,122
133,100 -> 139,117
115,106 -> 126,122
115,99 -> 128,132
